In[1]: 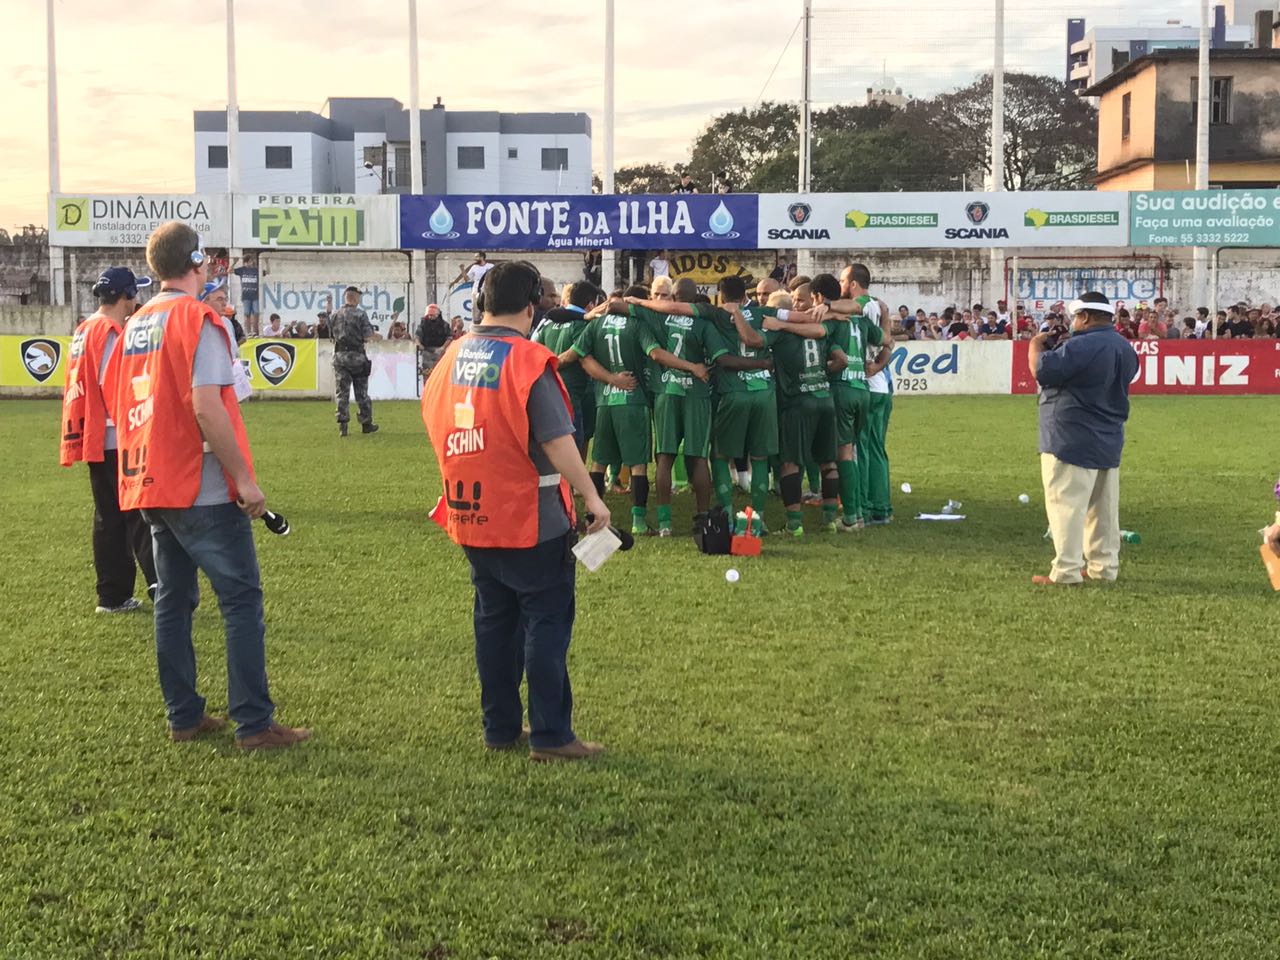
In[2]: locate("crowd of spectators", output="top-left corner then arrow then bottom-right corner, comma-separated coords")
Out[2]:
889,296 -> 1279,342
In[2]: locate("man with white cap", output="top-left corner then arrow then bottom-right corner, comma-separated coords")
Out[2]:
1029,291 -> 1139,586
60,267 -> 158,612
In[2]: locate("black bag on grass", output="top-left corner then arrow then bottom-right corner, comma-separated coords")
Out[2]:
695,508 -> 732,555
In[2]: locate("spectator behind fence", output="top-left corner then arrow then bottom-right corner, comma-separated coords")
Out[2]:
288,317 -> 312,339
387,319 -> 410,341
415,304 -> 451,378
314,312 -> 330,339
263,313 -> 285,338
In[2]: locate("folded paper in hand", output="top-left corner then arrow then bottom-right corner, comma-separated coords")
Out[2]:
573,528 -> 622,572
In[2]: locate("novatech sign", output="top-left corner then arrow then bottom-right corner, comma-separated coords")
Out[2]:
400,194 -> 758,250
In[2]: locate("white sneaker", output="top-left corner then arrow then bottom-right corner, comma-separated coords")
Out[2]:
736,471 -> 751,493
95,597 -> 143,614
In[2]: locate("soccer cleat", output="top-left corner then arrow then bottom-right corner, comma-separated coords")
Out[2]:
788,525 -> 804,538
823,520 -> 838,533
95,597 -> 143,614
338,423 -> 348,437
631,520 -> 648,536
361,423 -> 379,434
835,518 -> 860,534
867,515 -> 893,526
801,492 -> 822,506
657,526 -> 673,538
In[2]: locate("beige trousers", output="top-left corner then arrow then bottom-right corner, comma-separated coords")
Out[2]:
1040,453 -> 1121,583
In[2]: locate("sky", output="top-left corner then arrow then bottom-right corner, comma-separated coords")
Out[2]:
2,0 -> 1215,229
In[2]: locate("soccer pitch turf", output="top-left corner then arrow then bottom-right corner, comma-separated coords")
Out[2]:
2,395 -> 1278,959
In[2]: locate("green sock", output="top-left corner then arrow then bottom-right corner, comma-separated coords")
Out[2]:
750,460 -> 770,527
822,503 -> 839,524
837,460 -> 860,523
711,459 -> 734,512
786,510 -> 804,531
631,505 -> 647,525
657,505 -> 672,528
673,449 -> 688,486
806,463 -> 821,494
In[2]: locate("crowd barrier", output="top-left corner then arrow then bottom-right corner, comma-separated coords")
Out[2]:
4,336 -> 1278,400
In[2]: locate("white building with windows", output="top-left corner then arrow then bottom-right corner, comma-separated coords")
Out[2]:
195,97 -> 592,195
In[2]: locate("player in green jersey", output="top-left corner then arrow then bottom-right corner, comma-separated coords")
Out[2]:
628,276 -> 778,534
623,283 -> 723,536
808,273 -> 885,532
761,311 -> 847,536
840,263 -> 895,524
559,299 -> 653,535
533,280 -> 602,458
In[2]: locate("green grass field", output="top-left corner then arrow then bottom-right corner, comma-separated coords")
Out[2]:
2,395 -> 1279,959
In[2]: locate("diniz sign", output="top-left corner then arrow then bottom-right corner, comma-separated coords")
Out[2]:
1011,340 -> 1280,396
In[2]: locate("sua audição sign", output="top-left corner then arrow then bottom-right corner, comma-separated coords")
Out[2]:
399,194 -> 758,250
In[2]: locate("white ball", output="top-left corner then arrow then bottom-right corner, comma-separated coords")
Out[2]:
900,482 -> 912,494
725,569 -> 740,584
1018,493 -> 1031,504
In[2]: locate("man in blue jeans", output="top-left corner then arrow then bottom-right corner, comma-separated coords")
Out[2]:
109,220 -> 309,750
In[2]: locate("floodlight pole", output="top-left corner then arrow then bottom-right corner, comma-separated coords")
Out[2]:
409,0 -> 427,319
226,0 -> 242,308
1195,0 -> 1213,332
989,0 -> 1005,311
601,0 -> 616,292
47,0 -> 64,306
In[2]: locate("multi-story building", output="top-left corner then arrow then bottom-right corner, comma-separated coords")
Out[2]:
194,97 -> 592,195
1067,2 -> 1261,96
1084,48 -> 1280,190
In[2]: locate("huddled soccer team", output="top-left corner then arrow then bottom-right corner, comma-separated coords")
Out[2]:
533,264 -> 896,538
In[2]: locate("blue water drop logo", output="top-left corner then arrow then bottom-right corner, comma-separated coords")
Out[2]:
702,201 -> 738,239
428,201 -> 455,237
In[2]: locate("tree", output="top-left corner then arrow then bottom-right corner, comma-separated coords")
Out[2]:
897,73 -> 1097,190
0,228 -> 10,245
685,101 -> 798,192
614,163 -> 679,194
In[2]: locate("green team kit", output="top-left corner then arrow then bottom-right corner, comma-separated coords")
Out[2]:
569,284 -> 892,538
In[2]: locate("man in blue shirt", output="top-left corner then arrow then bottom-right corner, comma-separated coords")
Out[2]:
1029,291 -> 1139,586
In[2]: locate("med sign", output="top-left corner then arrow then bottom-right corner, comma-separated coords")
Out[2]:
887,341 -> 1013,395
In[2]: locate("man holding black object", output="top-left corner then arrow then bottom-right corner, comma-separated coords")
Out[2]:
422,260 -> 610,762
1029,291 -> 1139,586
109,221 -> 310,750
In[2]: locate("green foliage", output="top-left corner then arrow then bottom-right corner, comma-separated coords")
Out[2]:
614,163 -> 679,195
3,396 -> 1279,958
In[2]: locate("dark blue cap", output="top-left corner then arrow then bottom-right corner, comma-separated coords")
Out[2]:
93,267 -> 152,299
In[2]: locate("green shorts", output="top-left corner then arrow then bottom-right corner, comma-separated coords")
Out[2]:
713,390 -> 779,460
779,395 -> 837,467
591,403 -> 651,468
833,383 -> 870,448
653,393 -> 712,458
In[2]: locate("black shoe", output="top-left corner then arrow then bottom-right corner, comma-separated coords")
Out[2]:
339,423 -> 348,437
362,423 -> 379,435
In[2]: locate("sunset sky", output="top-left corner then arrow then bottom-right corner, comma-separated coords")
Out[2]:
2,0 -> 1209,229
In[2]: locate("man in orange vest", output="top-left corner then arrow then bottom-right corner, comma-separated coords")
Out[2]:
108,221 -> 310,750
423,260 -> 610,762
60,267 -> 158,613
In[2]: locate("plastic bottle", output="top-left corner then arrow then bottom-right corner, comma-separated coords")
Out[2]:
1120,530 -> 1141,544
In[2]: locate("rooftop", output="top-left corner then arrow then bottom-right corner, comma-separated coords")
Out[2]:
1082,47 -> 1280,96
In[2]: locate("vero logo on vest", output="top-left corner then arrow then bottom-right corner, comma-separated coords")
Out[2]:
122,314 -> 167,356
451,337 -> 512,390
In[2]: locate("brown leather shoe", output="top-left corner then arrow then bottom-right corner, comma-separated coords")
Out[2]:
171,714 -> 228,742
485,727 -> 531,751
1032,574 -> 1081,586
529,739 -> 606,762
237,722 -> 312,752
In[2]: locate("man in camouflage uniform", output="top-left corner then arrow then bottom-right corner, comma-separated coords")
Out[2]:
331,285 -> 381,436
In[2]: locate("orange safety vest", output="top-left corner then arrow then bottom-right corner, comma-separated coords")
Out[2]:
109,290 -> 255,511
422,332 -> 575,548
59,312 -> 119,465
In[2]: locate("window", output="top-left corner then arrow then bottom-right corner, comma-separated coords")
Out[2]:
207,145 -> 228,169
1121,92 -> 1131,142
1191,76 -> 1234,125
457,146 -> 485,169
508,147 -> 518,159
363,145 -> 384,166
541,147 -> 569,171
394,146 -> 411,187
265,146 -> 293,169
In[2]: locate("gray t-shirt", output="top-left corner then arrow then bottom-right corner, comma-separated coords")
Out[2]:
192,319 -> 235,506
471,324 -> 575,542
100,329 -> 119,451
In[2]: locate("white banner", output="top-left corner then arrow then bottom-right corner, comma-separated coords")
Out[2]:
759,192 -> 1131,249
49,194 -> 232,248
258,252 -> 410,336
233,194 -> 400,250
885,341 -> 1012,395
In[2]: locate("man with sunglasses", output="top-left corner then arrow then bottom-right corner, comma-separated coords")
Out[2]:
60,266 -> 159,613
108,221 -> 310,750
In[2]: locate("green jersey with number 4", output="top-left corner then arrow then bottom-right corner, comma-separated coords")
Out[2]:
829,296 -> 885,389
571,313 -> 651,407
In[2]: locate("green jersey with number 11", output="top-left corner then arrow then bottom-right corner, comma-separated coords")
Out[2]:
571,313 -> 651,407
